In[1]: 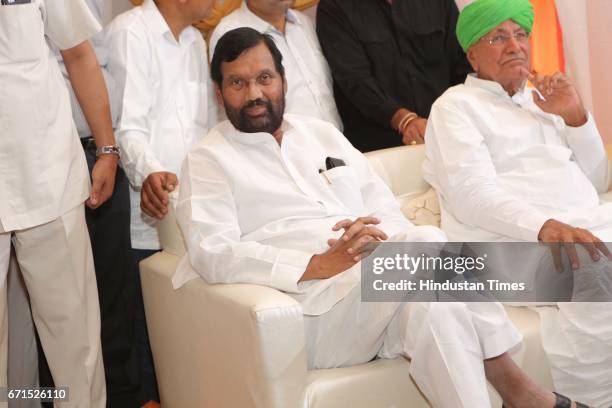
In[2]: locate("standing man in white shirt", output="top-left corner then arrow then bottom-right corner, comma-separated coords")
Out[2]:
423,0 -> 612,405
107,0 -> 217,406
209,0 -> 343,130
0,0 -> 118,406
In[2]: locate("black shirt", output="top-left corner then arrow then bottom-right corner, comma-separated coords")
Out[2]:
317,0 -> 471,152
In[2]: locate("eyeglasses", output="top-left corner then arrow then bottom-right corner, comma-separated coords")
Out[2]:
482,31 -> 530,47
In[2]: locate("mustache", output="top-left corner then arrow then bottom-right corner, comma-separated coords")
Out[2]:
242,98 -> 272,111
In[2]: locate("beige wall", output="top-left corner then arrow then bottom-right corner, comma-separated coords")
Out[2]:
557,0 -> 612,144
586,0 -> 612,144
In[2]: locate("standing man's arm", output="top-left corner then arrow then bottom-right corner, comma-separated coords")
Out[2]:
107,27 -> 175,220
62,40 -> 118,209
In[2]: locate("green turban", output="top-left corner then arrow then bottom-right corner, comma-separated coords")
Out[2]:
456,0 -> 534,52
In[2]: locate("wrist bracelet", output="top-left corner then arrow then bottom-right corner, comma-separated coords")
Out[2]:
96,145 -> 120,158
398,112 -> 418,134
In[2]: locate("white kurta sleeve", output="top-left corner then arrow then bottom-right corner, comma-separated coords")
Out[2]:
43,0 -> 100,50
176,148 -> 312,294
107,27 -> 165,188
426,102 -> 550,242
565,113 -> 610,194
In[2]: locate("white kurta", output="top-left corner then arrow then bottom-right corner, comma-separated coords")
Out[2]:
107,0 -> 218,249
209,2 -> 343,131
173,114 -> 524,407
173,114 -> 414,315
424,74 -> 612,406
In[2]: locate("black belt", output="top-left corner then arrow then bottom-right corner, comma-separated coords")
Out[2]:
81,137 -> 95,150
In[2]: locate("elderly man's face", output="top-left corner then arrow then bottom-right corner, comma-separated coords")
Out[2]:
467,20 -> 531,95
217,42 -> 286,135
247,0 -> 294,15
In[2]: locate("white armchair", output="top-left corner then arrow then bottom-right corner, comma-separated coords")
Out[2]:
140,144 -> 612,407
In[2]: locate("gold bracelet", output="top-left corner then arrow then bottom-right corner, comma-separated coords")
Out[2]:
398,112 -> 418,134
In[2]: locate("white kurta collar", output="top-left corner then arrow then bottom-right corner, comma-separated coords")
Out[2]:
464,74 -> 540,107
465,74 -> 512,97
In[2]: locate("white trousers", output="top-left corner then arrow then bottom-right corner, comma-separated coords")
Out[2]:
7,255 -> 39,408
0,204 -> 105,408
304,285 -> 523,408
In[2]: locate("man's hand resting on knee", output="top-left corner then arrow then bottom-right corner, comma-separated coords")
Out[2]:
300,217 -> 388,282
538,219 -> 612,271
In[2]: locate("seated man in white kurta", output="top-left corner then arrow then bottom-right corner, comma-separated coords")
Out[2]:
423,0 -> 612,406
172,27 -> 588,408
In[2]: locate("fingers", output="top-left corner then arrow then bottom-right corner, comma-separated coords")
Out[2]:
141,176 -> 167,219
539,220 -> 610,270
549,244 -> 564,273
96,171 -> 115,208
563,242 -> 579,270
87,177 -> 102,209
402,121 -> 425,145
594,239 -> 612,261
341,219 -> 387,242
346,234 -> 375,260
163,172 -> 179,192
532,90 -> 545,108
141,187 -> 165,219
149,174 -> 169,206
332,219 -> 354,232
531,71 -> 570,97
333,217 -> 380,232
576,231 -> 612,261
578,240 -> 601,263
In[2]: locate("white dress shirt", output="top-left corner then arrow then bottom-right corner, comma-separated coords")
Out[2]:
173,114 -> 430,315
0,0 -> 100,232
107,0 -> 218,249
209,2 -> 343,131
423,74 -> 610,243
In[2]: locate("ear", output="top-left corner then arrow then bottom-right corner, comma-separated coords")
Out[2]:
283,78 -> 288,95
466,46 -> 479,73
214,84 -> 224,108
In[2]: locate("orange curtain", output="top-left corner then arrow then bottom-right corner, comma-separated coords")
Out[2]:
529,0 -> 565,74
129,0 -> 319,34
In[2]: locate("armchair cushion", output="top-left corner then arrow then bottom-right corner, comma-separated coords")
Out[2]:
399,187 -> 441,227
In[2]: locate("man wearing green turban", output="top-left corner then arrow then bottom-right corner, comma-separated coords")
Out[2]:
456,0 -> 534,53
424,0 -> 612,407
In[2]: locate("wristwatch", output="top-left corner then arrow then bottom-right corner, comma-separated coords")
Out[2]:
96,145 -> 121,158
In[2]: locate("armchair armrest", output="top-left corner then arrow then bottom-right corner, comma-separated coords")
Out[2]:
140,252 -> 308,408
